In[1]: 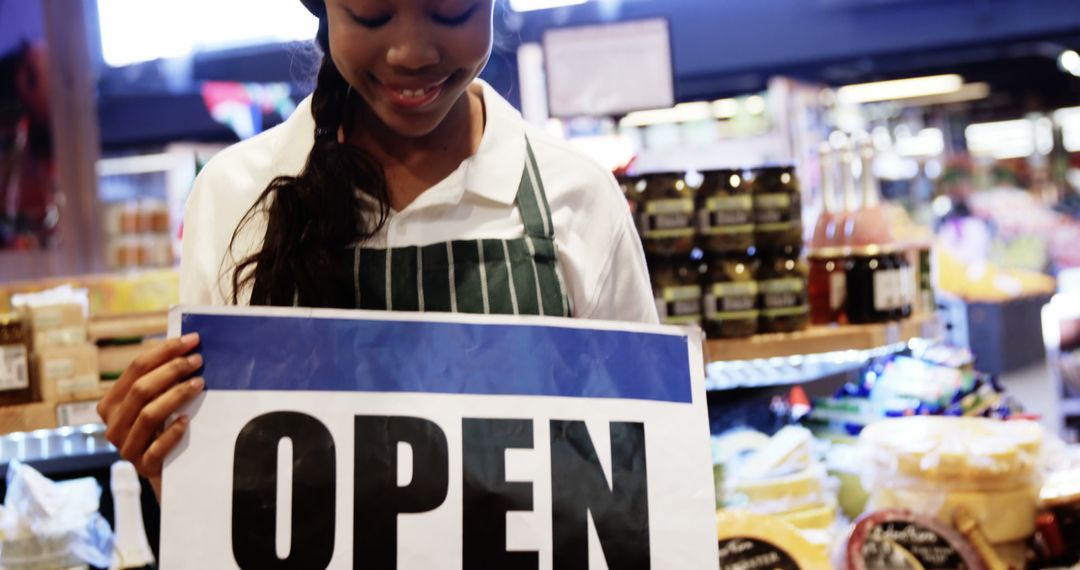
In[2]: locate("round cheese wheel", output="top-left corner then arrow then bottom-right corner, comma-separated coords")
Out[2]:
869,485 -> 1038,544
859,417 -> 1043,490
846,509 -> 987,570
728,464 -> 828,515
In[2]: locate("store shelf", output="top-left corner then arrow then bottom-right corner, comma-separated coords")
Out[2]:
705,314 -> 941,363
704,315 -> 942,391
0,424 -> 117,479
88,310 -> 168,342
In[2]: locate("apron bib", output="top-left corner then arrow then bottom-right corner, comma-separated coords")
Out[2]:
345,137 -> 572,317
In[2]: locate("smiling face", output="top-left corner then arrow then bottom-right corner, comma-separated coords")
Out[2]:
326,0 -> 494,139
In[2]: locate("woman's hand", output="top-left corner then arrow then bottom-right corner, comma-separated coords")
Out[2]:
98,332 -> 205,499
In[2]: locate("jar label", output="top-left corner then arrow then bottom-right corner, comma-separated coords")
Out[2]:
656,285 -> 702,325
753,193 -> 795,232
706,282 -> 759,320
873,269 -> 901,311
44,358 -> 75,380
717,537 -> 800,570
0,345 -> 29,391
760,278 -> 808,317
699,197 -> 754,236
641,199 -> 695,239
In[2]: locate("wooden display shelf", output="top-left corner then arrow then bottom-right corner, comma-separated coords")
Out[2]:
705,313 -> 941,363
88,310 -> 168,342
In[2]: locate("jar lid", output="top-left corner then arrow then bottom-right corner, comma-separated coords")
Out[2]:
847,243 -> 906,257
0,312 -> 21,327
807,247 -> 849,259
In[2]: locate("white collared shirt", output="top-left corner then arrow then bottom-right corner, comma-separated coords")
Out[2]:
180,80 -> 658,324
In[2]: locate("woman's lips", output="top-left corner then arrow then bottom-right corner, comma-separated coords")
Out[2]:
377,75 -> 450,109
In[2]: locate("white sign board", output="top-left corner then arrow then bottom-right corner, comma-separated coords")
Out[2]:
544,18 -> 675,118
162,306 -> 717,569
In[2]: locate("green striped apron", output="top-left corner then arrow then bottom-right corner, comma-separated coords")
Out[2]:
346,138 -> 572,317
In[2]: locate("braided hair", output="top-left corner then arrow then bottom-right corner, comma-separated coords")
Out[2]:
228,12 -> 390,307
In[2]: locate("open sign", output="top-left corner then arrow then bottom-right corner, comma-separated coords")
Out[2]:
162,307 -> 718,569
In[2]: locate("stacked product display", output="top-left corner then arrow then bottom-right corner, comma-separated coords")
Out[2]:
623,165 -> 811,336
0,285 -> 168,432
808,140 -> 934,327
103,199 -> 174,270
715,414 -> 1080,569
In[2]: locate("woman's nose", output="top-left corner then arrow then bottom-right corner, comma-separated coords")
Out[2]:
386,32 -> 440,71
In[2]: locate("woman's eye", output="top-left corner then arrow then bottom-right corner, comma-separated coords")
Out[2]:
433,4 -> 477,26
351,12 -> 391,28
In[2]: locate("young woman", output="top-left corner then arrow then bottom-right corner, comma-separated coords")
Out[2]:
98,0 -> 656,496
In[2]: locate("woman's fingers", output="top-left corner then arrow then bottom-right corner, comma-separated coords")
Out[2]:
119,377 -> 205,464
105,353 -> 203,448
138,415 -> 190,477
98,332 -> 200,420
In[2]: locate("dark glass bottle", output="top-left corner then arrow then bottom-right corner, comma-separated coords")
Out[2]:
808,249 -> 847,325
845,247 -> 892,324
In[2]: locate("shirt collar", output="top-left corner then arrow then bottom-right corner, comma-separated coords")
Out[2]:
283,79 -> 525,207
462,79 -> 526,206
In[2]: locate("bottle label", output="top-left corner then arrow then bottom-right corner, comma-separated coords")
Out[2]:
699,196 -> 754,236
0,345 -> 29,391
830,271 -> 847,311
753,193 -> 794,232
717,538 -> 800,570
705,282 -> 759,320
655,285 -> 702,325
640,199 -> 695,239
760,278 -> 809,318
873,269 -> 897,312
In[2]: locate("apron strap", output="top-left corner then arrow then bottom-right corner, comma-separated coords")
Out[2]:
516,136 -> 555,240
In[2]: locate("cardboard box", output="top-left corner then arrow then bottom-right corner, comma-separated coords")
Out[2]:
98,339 -> 164,379
19,303 -> 88,349
33,343 -> 100,403
21,303 -> 85,330
0,401 -> 58,434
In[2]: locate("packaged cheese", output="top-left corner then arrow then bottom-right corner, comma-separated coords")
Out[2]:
736,425 -> 814,479
717,510 -> 831,570
728,464 -> 830,516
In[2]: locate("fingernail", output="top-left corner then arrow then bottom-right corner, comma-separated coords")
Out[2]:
180,332 -> 200,346
187,353 -> 203,368
179,416 -> 190,426
190,377 -> 205,391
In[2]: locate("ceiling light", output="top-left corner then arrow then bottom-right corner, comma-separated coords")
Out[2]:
837,74 -> 964,104
1060,50 -> 1080,74
509,0 -> 589,12
620,102 -> 713,127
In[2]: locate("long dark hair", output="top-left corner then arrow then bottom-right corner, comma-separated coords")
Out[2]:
228,20 -> 389,307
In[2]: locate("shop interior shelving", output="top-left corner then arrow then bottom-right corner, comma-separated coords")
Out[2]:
704,314 -> 943,391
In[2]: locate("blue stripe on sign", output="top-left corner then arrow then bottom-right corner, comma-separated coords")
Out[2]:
181,314 -> 693,403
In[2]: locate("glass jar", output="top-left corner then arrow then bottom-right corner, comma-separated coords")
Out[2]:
637,172 -> 695,257
651,255 -> 704,327
703,254 -> 759,338
845,247 -> 894,324
0,313 -> 33,406
617,175 -> 642,220
750,166 -> 803,249
808,248 -> 848,325
696,169 -> 755,255
892,251 -> 913,320
758,245 -> 810,333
